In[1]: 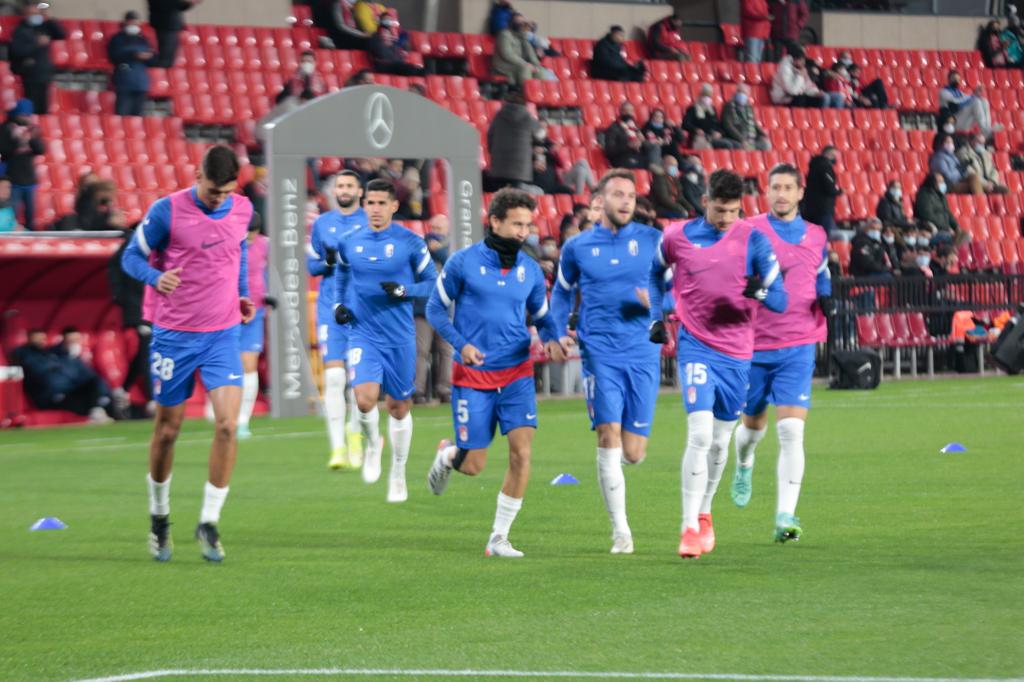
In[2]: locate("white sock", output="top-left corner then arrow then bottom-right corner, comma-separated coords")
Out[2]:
776,417 -> 806,517
597,446 -> 629,535
323,367 -> 346,451
681,411 -> 713,531
238,372 -> 258,427
388,412 -> 413,480
358,404 -> 380,446
199,481 -> 229,525
700,419 -> 736,514
440,444 -> 456,467
346,386 -> 359,433
147,473 -> 171,516
734,423 -> 766,469
492,491 -> 522,537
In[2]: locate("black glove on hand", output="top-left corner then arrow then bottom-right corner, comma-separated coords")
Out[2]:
567,311 -> 579,331
334,304 -> 354,325
324,247 -> 337,266
649,320 -> 668,344
380,281 -> 406,299
742,274 -> 768,301
817,295 -> 837,317
263,295 -> 278,310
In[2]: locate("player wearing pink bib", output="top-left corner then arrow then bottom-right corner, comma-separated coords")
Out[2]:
648,170 -> 787,559
237,215 -> 273,439
121,146 -> 254,563
731,164 -> 834,544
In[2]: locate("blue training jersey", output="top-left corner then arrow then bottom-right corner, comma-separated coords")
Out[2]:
551,221 -> 663,361
307,207 -> 368,324
427,241 -> 559,372
335,222 -> 437,347
765,214 -> 832,297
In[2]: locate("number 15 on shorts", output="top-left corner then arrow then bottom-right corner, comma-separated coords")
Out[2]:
684,362 -> 707,405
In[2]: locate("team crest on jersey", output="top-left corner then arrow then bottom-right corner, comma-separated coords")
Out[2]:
153,379 -> 161,395
356,245 -> 364,253
591,247 -> 600,257
385,243 -> 395,258
687,386 -> 697,404
458,425 -> 468,442
628,239 -> 639,256
516,266 -> 525,282
480,266 -> 486,275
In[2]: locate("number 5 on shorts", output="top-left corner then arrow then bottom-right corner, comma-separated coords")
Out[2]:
685,362 -> 707,386
151,352 -> 175,381
456,399 -> 469,424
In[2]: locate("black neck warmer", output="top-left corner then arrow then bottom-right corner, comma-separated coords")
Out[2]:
485,233 -> 522,269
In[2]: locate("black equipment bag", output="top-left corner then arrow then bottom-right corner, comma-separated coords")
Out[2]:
829,349 -> 882,390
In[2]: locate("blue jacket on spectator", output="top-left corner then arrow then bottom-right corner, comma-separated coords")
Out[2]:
928,149 -> 966,185
108,30 -> 153,93
489,2 -> 514,35
13,343 -> 98,408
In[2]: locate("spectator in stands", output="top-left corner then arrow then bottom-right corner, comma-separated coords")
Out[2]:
107,11 -> 155,118
929,244 -> 958,276
369,19 -> 424,76
354,0 -> 387,34
603,102 -> 661,169
956,132 -> 1009,194
560,218 -> 582,244
532,122 -> 596,194
914,172 -> 963,246
880,224 -> 901,275
929,134 -> 982,195
14,328 -> 117,423
488,0 -> 515,35
769,0 -> 808,59
939,70 -> 998,137
803,145 -> 843,237
147,0 -> 199,69
771,47 -> 824,108
0,99 -> 43,231
486,88 -> 539,191
276,50 -> 327,106
741,0 -> 772,64
109,227 -> 153,415
592,25 -> 645,82
897,245 -> 930,279
313,0 -> 371,51
413,214 -> 452,403
558,202 -> 588,239
243,166 -> 268,225
530,146 -> 571,195
821,63 -> 853,108
875,180 -> 914,233
849,219 -> 892,278
680,155 -> 706,217
396,166 -> 424,219
1002,10 -> 1024,66
847,64 -> 889,109
634,196 -> 658,227
345,69 -> 375,87
493,12 -> 547,85
721,84 -> 771,151
647,13 -> 689,61
642,108 -> 683,162
0,176 -> 20,232
525,19 -> 558,59
539,235 -> 559,282
650,155 -> 689,219
977,20 -> 1009,68
61,178 -> 126,231
683,83 -> 740,150
10,1 -> 65,115
897,227 -> 923,264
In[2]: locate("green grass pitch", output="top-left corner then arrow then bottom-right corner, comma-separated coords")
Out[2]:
1,377 -> 1022,681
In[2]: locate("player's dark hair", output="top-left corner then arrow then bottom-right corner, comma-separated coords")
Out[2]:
0,175 -> 10,183
364,178 -> 397,199
596,168 -> 637,195
488,187 -> 536,221
201,146 -> 240,187
768,163 -> 803,188
336,169 -> 362,185
706,169 -> 744,202
248,211 -> 263,233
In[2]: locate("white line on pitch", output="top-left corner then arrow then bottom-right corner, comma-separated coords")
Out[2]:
71,668 -> 1024,682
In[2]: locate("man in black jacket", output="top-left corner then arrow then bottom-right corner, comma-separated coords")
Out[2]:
849,219 -> 892,278
108,12 -> 155,117
14,329 -> 117,422
109,228 -> 153,413
875,180 -> 914,233
0,99 -> 44,230
147,0 -> 200,68
592,25 -> 645,82
10,2 -> 65,115
803,145 -> 842,237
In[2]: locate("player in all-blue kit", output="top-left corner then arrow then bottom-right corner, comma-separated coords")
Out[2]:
424,189 -> 571,557
732,164 -> 834,543
121,146 -> 254,562
333,179 -> 438,503
308,170 -> 368,470
550,169 -> 664,555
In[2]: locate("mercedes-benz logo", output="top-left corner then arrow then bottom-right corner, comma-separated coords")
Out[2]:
366,92 -> 394,150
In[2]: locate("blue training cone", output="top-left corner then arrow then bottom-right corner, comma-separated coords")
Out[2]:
551,473 -> 580,486
30,517 -> 68,531
940,442 -> 967,454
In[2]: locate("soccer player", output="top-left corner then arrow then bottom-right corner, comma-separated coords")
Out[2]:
237,213 -> 271,438
731,163 -> 833,543
648,169 -> 787,559
550,169 -> 664,555
333,178 -> 438,502
121,146 -> 254,562
308,170 -> 367,470
425,189 -> 570,557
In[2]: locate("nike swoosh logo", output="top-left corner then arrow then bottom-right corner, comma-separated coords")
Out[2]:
525,414 -> 536,419
201,239 -> 225,249
632,421 -> 649,428
798,394 -> 810,401
691,470 -> 706,477
228,373 -> 241,379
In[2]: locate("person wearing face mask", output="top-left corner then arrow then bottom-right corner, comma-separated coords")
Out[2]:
880,226 -> 901,275
721,84 -> 771,151
956,133 -> 1009,194
914,172 -> 963,246
369,17 -> 424,76
276,50 -> 327,106
603,102 -> 661,169
928,134 -> 983,195
107,11 -> 155,117
821,64 -> 853,108
683,83 -> 740,150
650,155 -> 690,219
875,181 -> 914,233
680,156 -> 706,217
938,70 -> 999,137
642,108 -> 683,161
803,146 -> 843,238
849,219 -> 892,278
847,64 -> 889,109
0,99 -> 44,230
10,2 -> 65,116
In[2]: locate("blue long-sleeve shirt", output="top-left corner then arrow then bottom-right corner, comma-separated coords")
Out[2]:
307,207 -> 367,325
765,214 -> 831,296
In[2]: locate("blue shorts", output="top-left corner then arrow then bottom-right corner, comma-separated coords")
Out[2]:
581,351 -> 659,437
150,326 -> 243,407
451,376 -> 537,450
743,343 -> 817,416
676,329 -> 750,422
319,320 -> 349,365
239,308 -> 266,354
347,336 -> 415,401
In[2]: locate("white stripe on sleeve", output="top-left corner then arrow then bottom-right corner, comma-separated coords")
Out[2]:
136,225 -> 151,256
435,276 -> 453,307
762,261 -> 781,288
416,250 -> 431,274
534,299 -> 549,319
556,266 -> 572,291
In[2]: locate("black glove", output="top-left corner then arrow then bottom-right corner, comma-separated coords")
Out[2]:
742,274 -> 768,301
567,311 -> 579,331
263,295 -> 278,310
324,247 -> 337,266
380,281 -> 406,299
817,295 -> 837,317
334,304 -> 354,325
649,320 -> 668,344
